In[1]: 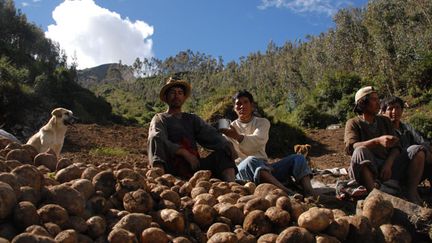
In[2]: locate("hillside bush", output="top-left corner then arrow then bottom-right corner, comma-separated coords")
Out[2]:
294,103 -> 337,129
408,113 -> 432,141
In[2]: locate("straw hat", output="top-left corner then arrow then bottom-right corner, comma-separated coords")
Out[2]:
159,77 -> 191,102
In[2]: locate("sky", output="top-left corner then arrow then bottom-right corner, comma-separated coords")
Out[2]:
15,0 -> 368,69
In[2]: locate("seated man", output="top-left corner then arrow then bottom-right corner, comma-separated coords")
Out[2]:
380,96 -> 431,181
221,90 -> 314,197
344,86 -> 425,204
147,77 -> 237,181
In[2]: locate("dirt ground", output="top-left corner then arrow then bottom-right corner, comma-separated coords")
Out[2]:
62,123 -> 349,176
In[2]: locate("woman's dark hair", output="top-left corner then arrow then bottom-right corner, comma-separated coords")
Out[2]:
380,96 -> 404,113
233,90 -> 254,103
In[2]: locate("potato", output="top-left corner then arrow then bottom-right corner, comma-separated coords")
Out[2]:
243,210 -> 272,237
12,164 -> 43,191
265,194 -> 279,206
265,207 -> 291,228
230,185 -> 250,196
11,233 -> 55,243
55,165 -> 82,183
275,196 -> 292,211
189,170 -> 212,187
217,204 -> 244,225
13,201 -> 39,229
208,232 -> 238,243
289,200 -> 307,221
191,187 -> 207,199
378,224 -> 411,243
244,182 -> 256,194
218,192 -> 240,204
113,213 -> 152,236
254,183 -> 279,197
141,227 -> 169,243
34,152 -> 57,172
234,227 -> 256,243
315,234 -> 341,243
160,189 -> 180,207
331,209 -> 346,219
47,184 -> 85,216
108,228 -> 137,243
172,236 -> 192,243
237,195 -> 257,204
362,194 -> 393,228
71,179 -> 95,200
123,189 -> 154,213
196,181 -> 212,191
298,207 -> 334,233
37,204 -> 69,227
54,229 -> 78,243
194,193 -> 217,207
192,204 -> 216,228
258,233 -> 278,243
179,182 -> 193,197
207,222 -> 230,239
276,226 -> 314,243
209,183 -> 231,198
155,209 -> 185,234
92,170 -> 116,197
244,197 -> 271,215
86,216 -> 106,239
0,182 -> 17,219
325,216 -> 349,241
346,215 -> 373,242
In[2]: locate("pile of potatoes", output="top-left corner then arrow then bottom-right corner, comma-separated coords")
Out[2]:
0,138 -> 415,242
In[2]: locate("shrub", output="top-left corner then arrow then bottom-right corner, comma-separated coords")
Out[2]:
294,103 -> 337,129
407,114 -> 432,141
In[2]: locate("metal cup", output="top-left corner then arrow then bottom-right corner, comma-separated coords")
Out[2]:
217,118 -> 231,130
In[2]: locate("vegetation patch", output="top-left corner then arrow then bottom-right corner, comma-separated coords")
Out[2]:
89,147 -> 129,157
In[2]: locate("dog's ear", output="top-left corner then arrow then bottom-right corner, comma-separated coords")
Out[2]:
305,144 -> 311,150
294,145 -> 300,153
51,108 -> 63,117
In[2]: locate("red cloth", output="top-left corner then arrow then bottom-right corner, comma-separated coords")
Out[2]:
171,138 -> 200,178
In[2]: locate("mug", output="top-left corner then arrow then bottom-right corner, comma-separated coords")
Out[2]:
217,118 -> 231,130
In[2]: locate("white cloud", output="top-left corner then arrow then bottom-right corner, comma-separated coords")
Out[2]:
21,2 -> 29,7
258,0 -> 353,16
45,0 -> 154,69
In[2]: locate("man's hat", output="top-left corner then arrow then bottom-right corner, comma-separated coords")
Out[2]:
354,86 -> 376,110
159,77 -> 192,102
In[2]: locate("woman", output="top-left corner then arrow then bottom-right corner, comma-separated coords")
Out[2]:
221,90 -> 315,197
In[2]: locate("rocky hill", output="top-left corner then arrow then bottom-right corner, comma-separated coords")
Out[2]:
77,63 -> 136,88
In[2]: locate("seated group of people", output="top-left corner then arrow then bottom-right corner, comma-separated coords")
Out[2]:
148,77 -> 431,205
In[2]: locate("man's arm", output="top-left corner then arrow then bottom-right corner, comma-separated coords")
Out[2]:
344,118 -> 399,154
147,114 -> 181,172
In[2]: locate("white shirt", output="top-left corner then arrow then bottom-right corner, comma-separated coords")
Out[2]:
227,116 -> 270,163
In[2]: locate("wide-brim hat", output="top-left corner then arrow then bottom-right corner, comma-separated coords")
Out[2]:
354,86 -> 376,111
159,77 -> 192,103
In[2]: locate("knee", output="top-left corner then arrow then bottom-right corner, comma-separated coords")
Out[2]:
239,156 -> 261,168
293,154 -> 308,166
414,150 -> 426,164
353,146 -> 370,155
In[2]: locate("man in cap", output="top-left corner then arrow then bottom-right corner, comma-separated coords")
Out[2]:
147,77 -> 237,181
344,86 -> 425,204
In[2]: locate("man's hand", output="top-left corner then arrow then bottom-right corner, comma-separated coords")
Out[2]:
380,163 -> 392,181
376,135 -> 399,148
176,148 -> 200,171
220,125 -> 244,143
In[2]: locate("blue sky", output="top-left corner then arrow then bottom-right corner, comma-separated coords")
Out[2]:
15,0 -> 368,69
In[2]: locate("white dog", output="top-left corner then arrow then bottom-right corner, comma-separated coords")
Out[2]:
27,108 -> 77,157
